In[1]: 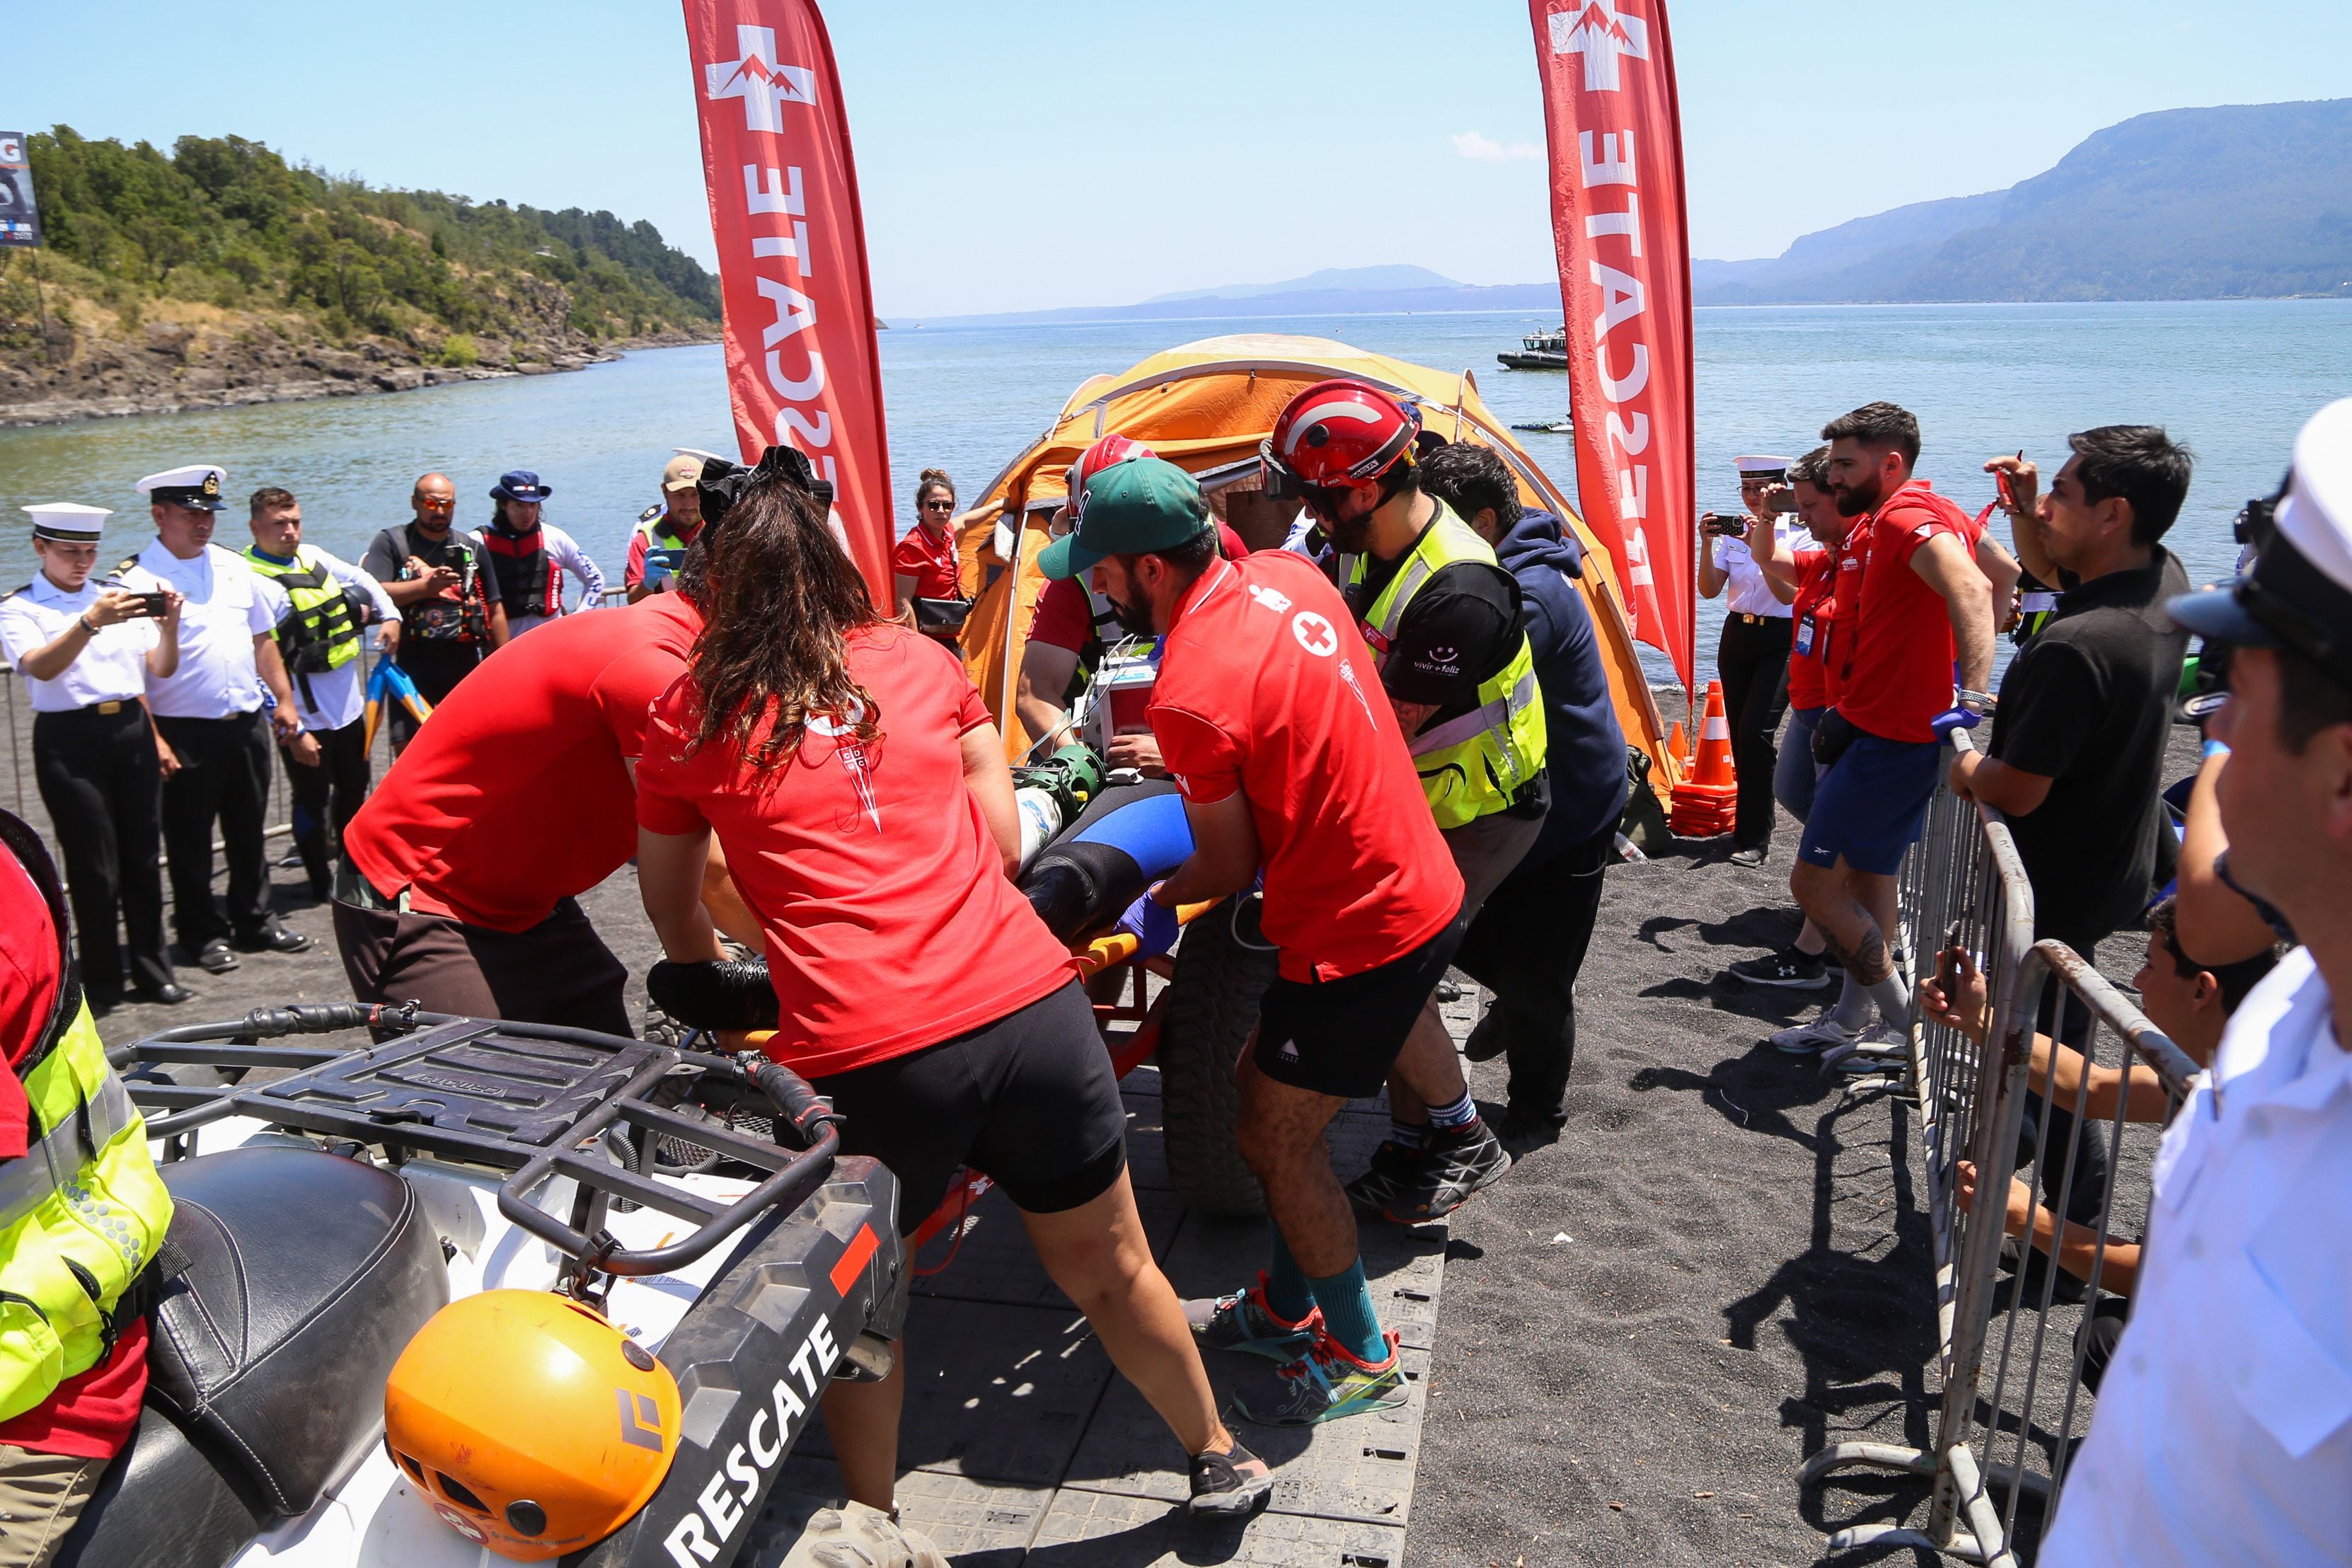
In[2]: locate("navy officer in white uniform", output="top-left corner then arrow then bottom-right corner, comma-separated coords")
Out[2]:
121,464 -> 313,975
2043,396 -> 2352,1565
0,502 -> 190,1008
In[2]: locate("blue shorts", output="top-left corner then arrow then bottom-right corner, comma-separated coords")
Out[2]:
1775,706 -> 1825,824
1797,732 -> 1943,876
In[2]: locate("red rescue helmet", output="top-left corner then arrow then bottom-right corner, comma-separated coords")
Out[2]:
1261,381 -> 1422,513
1064,434 -> 1156,525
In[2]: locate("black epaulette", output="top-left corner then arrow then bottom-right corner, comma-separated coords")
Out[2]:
6,582 -> 31,599
115,553 -> 142,577
638,505 -> 664,524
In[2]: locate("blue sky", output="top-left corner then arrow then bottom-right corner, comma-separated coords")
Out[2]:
15,0 -> 2352,316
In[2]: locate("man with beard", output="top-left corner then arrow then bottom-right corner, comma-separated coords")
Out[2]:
362,473 -> 508,751
1789,403 -> 1997,1057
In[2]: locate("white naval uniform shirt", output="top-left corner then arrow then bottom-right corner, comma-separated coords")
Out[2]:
0,575 -> 159,712
129,541 -> 275,720
1714,519 -> 1811,618
2043,944 -> 2352,1567
249,548 -> 398,733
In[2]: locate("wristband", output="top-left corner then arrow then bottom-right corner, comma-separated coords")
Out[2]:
77,614 -> 99,636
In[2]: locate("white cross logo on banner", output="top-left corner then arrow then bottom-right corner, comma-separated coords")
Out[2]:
1549,1 -> 1651,93
705,25 -> 817,133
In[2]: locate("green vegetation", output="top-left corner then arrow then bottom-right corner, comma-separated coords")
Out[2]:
3,127 -> 719,354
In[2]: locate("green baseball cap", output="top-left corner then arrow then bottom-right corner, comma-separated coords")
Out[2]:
1037,457 -> 1211,580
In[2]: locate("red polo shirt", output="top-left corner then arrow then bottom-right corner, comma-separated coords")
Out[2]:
889,522 -> 960,601
345,594 -> 703,931
0,853 -> 147,1461
1148,552 -> 1462,983
635,626 -> 1075,1078
1836,480 -> 1979,744
1785,544 -> 1840,712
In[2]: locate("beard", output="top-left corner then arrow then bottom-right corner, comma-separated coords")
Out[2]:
1831,473 -> 1884,518
1325,511 -> 1376,555
1106,593 -> 1158,638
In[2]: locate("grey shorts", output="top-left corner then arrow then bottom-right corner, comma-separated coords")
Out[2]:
1441,807 -> 1546,923
0,1446 -> 103,1568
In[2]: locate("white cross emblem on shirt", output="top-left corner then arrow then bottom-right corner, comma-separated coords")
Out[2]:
704,25 -> 817,134
1549,0 -> 1651,93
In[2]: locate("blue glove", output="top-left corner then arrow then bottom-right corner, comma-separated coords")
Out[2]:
1114,891 -> 1180,957
1930,705 -> 1982,741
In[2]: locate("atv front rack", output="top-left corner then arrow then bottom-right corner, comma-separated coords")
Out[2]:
110,1005 -> 846,1279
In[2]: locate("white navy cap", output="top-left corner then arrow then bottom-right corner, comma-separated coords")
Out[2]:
2169,396 -> 2352,690
1735,455 -> 1793,480
135,464 -> 228,512
23,502 -> 112,542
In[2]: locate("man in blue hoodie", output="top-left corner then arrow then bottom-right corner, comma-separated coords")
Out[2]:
1420,443 -> 1627,1138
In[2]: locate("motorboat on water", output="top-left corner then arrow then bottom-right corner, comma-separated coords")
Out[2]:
1497,326 -> 1567,371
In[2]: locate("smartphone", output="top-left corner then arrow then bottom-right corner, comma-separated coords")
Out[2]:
1933,921 -> 1966,998
1702,512 -> 1748,538
1756,486 -> 1797,517
1994,468 -> 2016,510
133,591 -> 168,619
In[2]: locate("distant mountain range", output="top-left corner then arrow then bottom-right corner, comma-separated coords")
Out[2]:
919,98 -> 2352,325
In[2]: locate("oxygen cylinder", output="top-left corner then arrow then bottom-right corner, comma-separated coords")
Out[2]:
1015,785 -> 1064,874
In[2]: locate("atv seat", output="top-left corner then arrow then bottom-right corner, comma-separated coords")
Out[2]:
54,1146 -> 449,1567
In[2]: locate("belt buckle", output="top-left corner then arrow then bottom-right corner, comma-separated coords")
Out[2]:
95,701 -> 122,715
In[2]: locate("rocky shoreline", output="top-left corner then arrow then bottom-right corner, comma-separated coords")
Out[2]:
0,321 -> 718,429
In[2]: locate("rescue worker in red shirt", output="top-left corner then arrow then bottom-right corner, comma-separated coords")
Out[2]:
0,811 -> 173,1566
1260,382 -> 1540,1223
889,469 -> 1001,643
1041,456 -> 1467,1425
632,463 -> 1272,1524
1015,435 -> 1251,773
335,461 -> 760,1034
1789,402 -> 1998,1059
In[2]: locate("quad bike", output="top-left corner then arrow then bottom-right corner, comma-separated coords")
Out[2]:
57,1003 -> 900,1568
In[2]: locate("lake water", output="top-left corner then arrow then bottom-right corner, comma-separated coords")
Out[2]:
4,300 -> 2347,689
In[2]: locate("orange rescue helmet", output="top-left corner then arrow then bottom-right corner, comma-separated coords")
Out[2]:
384,1290 -> 681,1562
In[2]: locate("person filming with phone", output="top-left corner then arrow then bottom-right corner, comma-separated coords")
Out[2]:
0,503 -> 188,1011
1697,456 -> 1809,867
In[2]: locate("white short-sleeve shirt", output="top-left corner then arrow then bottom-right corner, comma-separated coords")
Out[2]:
1714,519 -> 1811,619
130,541 -> 274,719
2042,945 -> 2352,1565
249,547 -> 398,732
0,573 -> 159,712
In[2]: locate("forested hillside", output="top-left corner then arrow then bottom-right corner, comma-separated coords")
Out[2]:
0,128 -> 720,424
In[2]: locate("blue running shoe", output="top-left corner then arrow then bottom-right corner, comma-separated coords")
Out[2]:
1234,1328 -> 1407,1426
1184,1274 -> 1320,1361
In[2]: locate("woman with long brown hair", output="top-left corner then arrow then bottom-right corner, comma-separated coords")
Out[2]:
635,468 -> 1271,1538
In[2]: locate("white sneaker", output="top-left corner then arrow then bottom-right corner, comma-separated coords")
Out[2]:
1825,1023 -> 1910,1075
783,1502 -> 950,1568
1772,1013 -> 1868,1054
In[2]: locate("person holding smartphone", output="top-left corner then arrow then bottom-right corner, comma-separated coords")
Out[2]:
1697,456 -> 1809,866
0,503 -> 188,1009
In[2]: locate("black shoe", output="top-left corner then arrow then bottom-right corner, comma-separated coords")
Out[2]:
237,922 -> 311,955
1500,1107 -> 1567,1148
1729,843 -> 1769,868
1432,977 -> 1463,1004
1379,1119 -> 1513,1224
1187,1440 -> 1274,1517
1727,947 -> 1834,989
1343,1138 -> 1424,1215
192,938 -> 241,974
131,982 -> 195,1006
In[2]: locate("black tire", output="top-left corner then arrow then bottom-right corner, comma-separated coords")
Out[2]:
1158,893 -> 1276,1217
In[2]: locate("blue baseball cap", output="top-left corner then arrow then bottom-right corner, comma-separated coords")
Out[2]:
490,470 -> 552,503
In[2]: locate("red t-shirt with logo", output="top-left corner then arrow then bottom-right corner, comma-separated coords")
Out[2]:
345,594 -> 703,930
1030,523 -> 1250,655
0,853 -> 147,1461
1785,545 -> 1840,712
635,626 -> 1076,1078
1148,552 -> 1463,983
1835,480 -> 1979,744
889,523 -> 960,601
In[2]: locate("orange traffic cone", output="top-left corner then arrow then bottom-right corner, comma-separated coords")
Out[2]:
1667,720 -> 1687,763
1669,680 -> 1740,837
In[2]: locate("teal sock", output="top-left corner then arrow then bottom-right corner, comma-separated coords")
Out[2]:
1263,1229 -> 1314,1323
1306,1259 -> 1387,1364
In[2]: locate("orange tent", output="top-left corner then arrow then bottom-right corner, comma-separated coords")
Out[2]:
951,332 -> 1675,783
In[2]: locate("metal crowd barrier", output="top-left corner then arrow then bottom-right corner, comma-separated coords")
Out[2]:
1803,731 -> 2201,1564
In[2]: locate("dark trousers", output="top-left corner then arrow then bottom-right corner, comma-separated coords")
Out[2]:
390,642 -> 485,753
283,717 -> 370,894
1452,822 -> 1613,1124
1717,614 -> 1793,849
33,705 -> 171,997
2027,925 -> 2114,1227
333,893 -> 630,1036
156,710 -> 274,951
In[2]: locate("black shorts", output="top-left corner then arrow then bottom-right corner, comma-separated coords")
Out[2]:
1255,909 -> 1468,1100
812,980 -> 1128,1235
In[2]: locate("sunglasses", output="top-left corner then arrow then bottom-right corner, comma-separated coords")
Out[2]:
922,499 -> 955,512
413,496 -> 455,510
